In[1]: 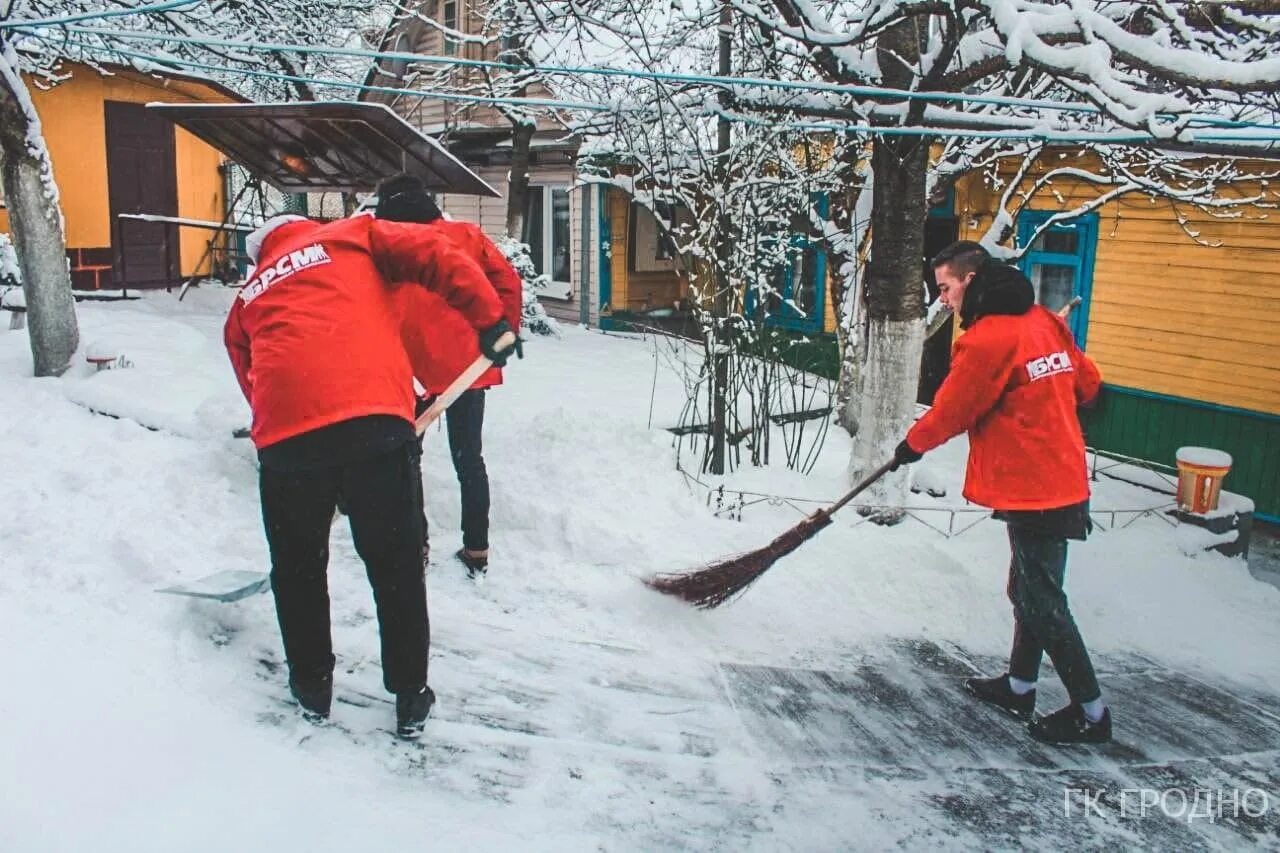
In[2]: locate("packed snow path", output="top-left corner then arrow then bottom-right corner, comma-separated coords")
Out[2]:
2,290 -> 1278,851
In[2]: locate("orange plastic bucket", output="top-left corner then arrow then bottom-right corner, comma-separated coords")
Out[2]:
1175,447 -> 1233,514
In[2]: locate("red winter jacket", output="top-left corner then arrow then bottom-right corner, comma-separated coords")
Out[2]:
224,215 -> 504,449
394,221 -> 523,394
906,304 -> 1101,511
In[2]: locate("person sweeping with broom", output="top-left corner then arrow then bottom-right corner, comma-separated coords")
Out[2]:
890,240 -> 1110,745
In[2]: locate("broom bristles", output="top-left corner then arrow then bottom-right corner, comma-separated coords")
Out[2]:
645,510 -> 832,609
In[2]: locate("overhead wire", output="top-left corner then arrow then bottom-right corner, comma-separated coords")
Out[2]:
24,19 -> 1280,134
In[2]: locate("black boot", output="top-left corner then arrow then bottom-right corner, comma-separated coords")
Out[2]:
964,673 -> 1036,721
1029,703 -> 1112,744
288,671 -> 333,722
455,548 -> 488,580
396,685 -> 436,739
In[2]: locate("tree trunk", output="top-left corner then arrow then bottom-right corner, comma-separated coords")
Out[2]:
849,133 -> 929,513
0,48 -> 79,377
834,272 -> 864,435
505,120 -> 535,239
846,22 -> 930,519
706,1 -> 735,474
831,151 -> 872,436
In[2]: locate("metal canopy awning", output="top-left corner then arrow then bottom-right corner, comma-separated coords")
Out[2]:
147,101 -> 500,196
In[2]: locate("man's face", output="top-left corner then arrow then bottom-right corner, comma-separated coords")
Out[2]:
934,263 -> 974,312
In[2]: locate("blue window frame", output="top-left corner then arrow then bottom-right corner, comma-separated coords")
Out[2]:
1016,210 -> 1099,346
749,193 -> 828,334
928,185 -> 955,219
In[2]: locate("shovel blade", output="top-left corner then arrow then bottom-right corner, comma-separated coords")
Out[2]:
158,570 -> 270,603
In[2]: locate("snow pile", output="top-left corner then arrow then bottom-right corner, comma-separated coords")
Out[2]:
0,232 -> 20,286
1176,446 -> 1233,469
1175,523 -> 1239,556
1,289 -> 1278,850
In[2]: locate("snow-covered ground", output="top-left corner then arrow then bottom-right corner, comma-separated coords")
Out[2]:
2,289 -> 1278,851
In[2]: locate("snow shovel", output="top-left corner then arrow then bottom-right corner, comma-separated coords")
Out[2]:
156,332 -> 519,603
414,330 -> 517,435
157,570 -> 270,603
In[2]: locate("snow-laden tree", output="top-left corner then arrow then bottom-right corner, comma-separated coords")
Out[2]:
368,0 -> 577,238
540,4 -> 858,472
536,0 -> 1280,509
1,32 -> 76,375
0,0 -> 391,375
729,0 -> 1280,512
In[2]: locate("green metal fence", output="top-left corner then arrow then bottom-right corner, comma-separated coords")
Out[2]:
1084,385 -> 1280,522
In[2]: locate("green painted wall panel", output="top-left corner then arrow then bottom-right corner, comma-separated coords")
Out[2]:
1084,386 -> 1280,520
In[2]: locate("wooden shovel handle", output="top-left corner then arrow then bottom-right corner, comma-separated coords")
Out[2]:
414,331 -> 516,435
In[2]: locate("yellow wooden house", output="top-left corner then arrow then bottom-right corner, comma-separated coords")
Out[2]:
593,160 -> 1279,521
598,187 -> 839,336
0,61 -> 242,290
950,160 -> 1279,521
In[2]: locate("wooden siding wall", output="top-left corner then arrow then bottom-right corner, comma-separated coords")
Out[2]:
0,66 -> 232,279
604,189 -> 684,314
439,165 -> 594,326
369,3 -> 561,134
955,172 -> 1280,417
604,188 -> 839,334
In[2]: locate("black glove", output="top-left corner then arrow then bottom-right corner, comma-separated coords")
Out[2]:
890,438 -> 923,472
478,320 -> 523,368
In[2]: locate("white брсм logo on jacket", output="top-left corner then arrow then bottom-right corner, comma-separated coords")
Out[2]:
1025,351 -> 1073,382
240,244 -> 332,304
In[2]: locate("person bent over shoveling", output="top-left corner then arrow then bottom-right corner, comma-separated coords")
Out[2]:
892,241 -> 1111,745
224,212 -> 515,739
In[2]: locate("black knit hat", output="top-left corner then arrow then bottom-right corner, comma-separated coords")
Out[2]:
375,173 -> 442,224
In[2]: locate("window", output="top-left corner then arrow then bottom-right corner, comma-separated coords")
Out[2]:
1016,210 -> 1098,346
522,185 -> 572,298
749,194 -> 829,333
628,201 -> 690,272
442,0 -> 459,56
383,33 -> 411,81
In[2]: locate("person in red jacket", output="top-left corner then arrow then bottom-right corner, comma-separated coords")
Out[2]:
891,240 -> 1110,745
224,212 -> 517,738
375,174 -> 523,580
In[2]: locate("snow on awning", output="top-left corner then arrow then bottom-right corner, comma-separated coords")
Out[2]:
147,101 -> 500,197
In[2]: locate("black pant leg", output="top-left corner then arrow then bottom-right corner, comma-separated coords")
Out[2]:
340,441 -> 429,694
1006,523 -> 1102,704
1006,539 -> 1046,682
259,465 -> 342,681
445,388 -> 489,552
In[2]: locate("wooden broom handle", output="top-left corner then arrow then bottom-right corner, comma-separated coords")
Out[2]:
825,460 -> 898,517
414,330 -> 517,435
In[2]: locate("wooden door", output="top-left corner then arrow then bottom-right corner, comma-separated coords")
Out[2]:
105,101 -> 178,287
